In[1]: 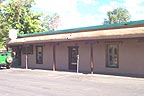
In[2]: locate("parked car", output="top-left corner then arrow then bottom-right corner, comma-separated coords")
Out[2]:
0,52 -> 13,69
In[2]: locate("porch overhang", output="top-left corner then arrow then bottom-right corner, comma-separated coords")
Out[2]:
7,27 -> 144,45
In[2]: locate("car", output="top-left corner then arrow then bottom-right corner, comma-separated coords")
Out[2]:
0,52 -> 13,69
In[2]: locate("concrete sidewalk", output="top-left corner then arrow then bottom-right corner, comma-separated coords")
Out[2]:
9,68 -> 144,80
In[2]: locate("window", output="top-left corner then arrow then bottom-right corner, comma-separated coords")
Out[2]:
22,45 -> 33,54
36,46 -> 43,64
106,44 -> 119,68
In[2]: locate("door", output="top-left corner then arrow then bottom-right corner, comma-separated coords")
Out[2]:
68,46 -> 79,70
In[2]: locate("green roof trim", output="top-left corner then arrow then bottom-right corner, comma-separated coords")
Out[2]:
18,20 -> 144,38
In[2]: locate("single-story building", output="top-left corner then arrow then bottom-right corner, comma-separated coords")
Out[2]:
7,20 -> 144,76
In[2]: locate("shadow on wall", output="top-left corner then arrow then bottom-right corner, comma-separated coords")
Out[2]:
12,58 -> 21,67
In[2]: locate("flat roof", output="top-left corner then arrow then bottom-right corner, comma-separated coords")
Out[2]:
18,20 -> 144,38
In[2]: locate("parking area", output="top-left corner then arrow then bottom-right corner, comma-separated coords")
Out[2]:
0,68 -> 144,96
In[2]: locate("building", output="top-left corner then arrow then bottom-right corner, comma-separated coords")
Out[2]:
8,20 -> 144,76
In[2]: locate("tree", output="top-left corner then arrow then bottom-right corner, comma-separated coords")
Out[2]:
41,13 -> 60,31
0,0 -> 43,48
0,0 -> 60,48
1,0 -> 44,34
104,8 -> 131,24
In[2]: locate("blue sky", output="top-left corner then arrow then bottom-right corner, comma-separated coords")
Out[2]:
34,0 -> 144,30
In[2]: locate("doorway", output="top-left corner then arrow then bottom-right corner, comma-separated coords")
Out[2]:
68,46 -> 79,71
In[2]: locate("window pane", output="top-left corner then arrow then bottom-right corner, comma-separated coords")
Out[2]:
109,48 -> 112,54
36,46 -> 43,64
114,56 -> 118,64
114,48 -> 117,55
71,48 -> 78,65
110,56 -> 112,62
22,45 -> 33,54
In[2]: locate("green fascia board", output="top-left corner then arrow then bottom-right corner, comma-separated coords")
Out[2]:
18,20 -> 144,38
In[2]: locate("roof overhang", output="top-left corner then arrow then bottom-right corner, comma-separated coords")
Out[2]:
7,27 -> 144,45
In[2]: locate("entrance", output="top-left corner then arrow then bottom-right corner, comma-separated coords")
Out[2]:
68,46 -> 79,71
11,46 -> 21,67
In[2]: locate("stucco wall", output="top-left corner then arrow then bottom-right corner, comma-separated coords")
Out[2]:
21,44 -> 53,69
93,39 -> 144,75
93,41 -> 106,73
55,43 -> 68,70
20,39 -> 144,75
78,43 -> 90,72
119,39 -> 144,75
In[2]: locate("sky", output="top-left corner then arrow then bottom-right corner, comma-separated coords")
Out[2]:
34,0 -> 144,30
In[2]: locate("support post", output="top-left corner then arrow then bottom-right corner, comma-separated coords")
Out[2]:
90,43 -> 94,74
52,45 -> 56,71
25,46 -> 28,69
25,54 -> 28,69
77,55 -> 79,73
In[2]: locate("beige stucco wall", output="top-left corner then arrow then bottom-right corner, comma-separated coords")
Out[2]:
93,39 -> 144,75
78,43 -> 90,72
93,41 -> 106,73
21,44 -> 53,69
55,42 -> 90,72
21,39 -> 144,75
119,39 -> 144,75
55,43 -> 68,70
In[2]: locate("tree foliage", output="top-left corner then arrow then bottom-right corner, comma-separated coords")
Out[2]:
1,0 -> 43,34
41,13 -> 60,31
0,0 -> 60,48
104,8 -> 131,24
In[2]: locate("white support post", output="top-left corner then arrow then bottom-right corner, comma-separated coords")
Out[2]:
25,54 -> 28,69
77,55 -> 79,73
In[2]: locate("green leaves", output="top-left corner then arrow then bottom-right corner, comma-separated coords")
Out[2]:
104,8 -> 131,24
0,0 -> 60,48
41,13 -> 60,31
